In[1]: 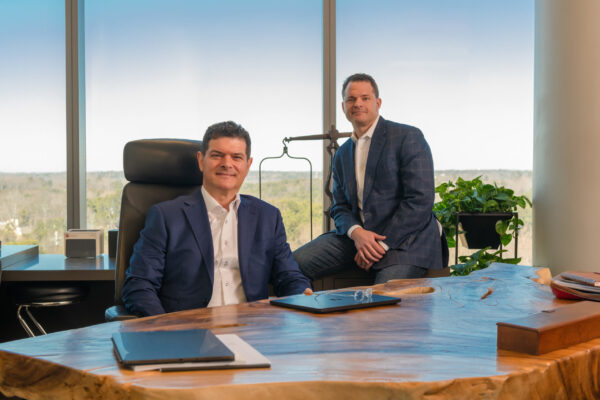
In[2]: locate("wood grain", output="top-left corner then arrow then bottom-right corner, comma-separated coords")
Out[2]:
1,263 -> 599,399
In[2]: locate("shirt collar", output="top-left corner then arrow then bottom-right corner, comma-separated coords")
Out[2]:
351,115 -> 380,144
201,186 -> 241,214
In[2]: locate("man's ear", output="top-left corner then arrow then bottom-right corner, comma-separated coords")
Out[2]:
247,157 -> 253,169
197,151 -> 204,172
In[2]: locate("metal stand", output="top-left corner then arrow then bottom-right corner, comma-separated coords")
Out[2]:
259,139 -> 314,239
281,125 -> 351,231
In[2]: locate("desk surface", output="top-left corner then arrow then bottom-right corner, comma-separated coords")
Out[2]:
0,263 -> 598,400
1,254 -> 115,282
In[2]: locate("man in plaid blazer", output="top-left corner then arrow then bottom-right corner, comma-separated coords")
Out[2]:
294,73 -> 444,283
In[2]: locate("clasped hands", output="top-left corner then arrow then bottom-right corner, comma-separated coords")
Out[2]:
350,227 -> 387,270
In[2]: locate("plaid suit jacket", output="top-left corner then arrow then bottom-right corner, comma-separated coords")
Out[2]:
330,117 -> 443,270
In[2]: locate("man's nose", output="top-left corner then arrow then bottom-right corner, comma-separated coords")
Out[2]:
220,155 -> 233,167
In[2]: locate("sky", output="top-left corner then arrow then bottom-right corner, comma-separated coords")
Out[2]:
0,0 -> 534,173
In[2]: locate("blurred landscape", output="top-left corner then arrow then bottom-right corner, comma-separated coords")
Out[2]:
0,170 -> 533,266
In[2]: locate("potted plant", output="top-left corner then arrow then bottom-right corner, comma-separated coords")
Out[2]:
433,176 -> 532,275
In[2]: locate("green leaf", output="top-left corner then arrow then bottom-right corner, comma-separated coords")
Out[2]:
446,236 -> 456,248
495,219 -> 509,235
494,192 -> 510,202
500,234 -> 512,246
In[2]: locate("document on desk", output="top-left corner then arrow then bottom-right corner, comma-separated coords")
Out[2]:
128,334 -> 271,372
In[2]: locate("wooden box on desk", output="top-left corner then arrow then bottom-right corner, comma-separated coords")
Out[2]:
497,301 -> 600,355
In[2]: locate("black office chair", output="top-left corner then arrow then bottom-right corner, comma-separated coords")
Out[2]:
104,139 -> 203,321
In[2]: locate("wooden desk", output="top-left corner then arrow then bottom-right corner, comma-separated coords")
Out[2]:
1,254 -> 115,282
0,263 -> 598,400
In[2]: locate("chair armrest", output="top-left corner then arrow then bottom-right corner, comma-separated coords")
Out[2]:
105,305 -> 138,322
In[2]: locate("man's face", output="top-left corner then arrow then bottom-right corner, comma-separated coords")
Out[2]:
341,81 -> 382,132
197,137 -> 252,197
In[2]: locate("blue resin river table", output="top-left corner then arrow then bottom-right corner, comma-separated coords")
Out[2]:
0,263 -> 598,400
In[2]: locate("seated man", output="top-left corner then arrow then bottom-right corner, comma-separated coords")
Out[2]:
294,73 -> 444,284
122,121 -> 311,316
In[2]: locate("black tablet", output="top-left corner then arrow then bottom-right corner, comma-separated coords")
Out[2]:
270,291 -> 401,313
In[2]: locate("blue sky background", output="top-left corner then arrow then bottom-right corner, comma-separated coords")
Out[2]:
0,0 -> 533,172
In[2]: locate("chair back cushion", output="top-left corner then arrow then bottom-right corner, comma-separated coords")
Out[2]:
124,139 -> 203,185
114,139 -> 203,304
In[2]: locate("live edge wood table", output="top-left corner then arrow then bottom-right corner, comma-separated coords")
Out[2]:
0,263 -> 599,400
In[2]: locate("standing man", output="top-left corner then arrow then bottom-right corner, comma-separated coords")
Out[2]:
294,73 -> 444,283
122,121 -> 311,316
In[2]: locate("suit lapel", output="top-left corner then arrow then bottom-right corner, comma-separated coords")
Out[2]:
183,191 -> 215,284
363,117 -> 386,207
343,140 -> 359,210
237,197 -> 257,287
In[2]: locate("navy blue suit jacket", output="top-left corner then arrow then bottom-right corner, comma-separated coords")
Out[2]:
330,116 -> 443,270
122,190 -> 310,316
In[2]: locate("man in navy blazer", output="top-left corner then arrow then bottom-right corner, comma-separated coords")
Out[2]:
122,121 -> 311,316
294,73 -> 443,283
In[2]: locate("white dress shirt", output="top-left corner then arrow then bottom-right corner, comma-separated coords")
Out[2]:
353,115 -> 379,224
202,187 -> 247,307
346,116 -> 388,250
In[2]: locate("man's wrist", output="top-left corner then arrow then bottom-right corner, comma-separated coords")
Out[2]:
347,224 -> 361,239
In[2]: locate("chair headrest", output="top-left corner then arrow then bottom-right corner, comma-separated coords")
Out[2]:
123,139 -> 203,185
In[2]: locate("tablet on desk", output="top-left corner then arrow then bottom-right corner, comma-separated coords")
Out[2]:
270,291 -> 401,313
112,328 -> 234,367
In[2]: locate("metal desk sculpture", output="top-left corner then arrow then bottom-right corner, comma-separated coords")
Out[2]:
259,125 -> 351,233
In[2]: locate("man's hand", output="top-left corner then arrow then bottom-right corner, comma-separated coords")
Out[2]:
354,252 -> 374,270
303,288 -> 313,295
350,227 -> 387,270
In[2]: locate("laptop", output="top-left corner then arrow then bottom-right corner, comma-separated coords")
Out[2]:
270,291 -> 401,313
112,328 -> 234,367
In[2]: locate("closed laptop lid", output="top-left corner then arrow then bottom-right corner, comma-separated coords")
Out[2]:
270,291 -> 401,313
112,328 -> 234,366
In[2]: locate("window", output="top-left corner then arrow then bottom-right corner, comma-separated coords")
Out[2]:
0,1 -> 534,259
337,0 -> 534,263
0,0 -> 66,253
85,0 -> 323,249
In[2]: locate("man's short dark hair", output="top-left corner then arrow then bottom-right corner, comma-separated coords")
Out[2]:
201,121 -> 251,158
341,73 -> 379,99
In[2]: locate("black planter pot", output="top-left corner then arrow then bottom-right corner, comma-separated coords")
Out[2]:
457,212 -> 515,249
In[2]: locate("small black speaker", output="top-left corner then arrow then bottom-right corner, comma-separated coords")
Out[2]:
108,229 -> 118,258
65,239 -> 97,258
